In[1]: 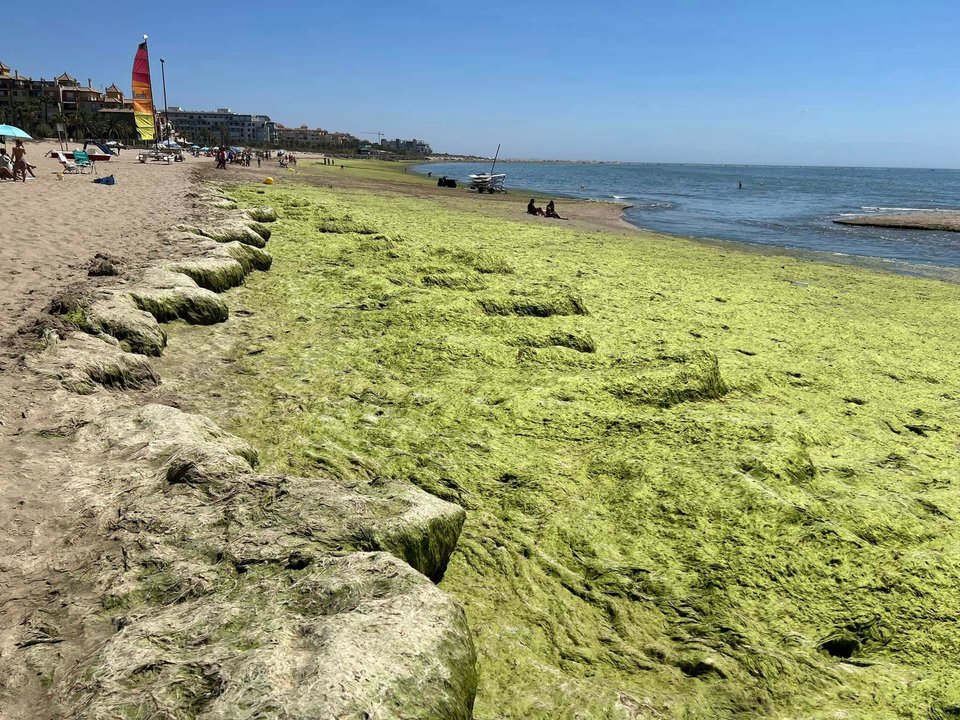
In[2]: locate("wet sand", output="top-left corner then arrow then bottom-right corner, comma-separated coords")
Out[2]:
834,212 -> 960,232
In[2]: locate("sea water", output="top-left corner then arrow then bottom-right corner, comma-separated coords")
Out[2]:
416,162 -> 960,269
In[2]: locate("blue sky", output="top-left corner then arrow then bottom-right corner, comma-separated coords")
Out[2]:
5,1 -> 960,166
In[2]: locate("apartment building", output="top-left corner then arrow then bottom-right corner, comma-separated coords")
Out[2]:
276,124 -> 328,145
0,62 -> 129,120
275,124 -> 359,149
380,137 -> 432,156
165,107 -> 277,145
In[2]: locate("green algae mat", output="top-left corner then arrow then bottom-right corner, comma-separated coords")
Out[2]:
181,175 -> 960,718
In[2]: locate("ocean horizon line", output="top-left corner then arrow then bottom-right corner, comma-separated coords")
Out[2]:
427,158 -> 960,172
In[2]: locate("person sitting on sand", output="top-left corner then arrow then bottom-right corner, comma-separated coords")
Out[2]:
545,200 -> 565,220
0,149 -> 14,180
11,140 -> 29,182
527,198 -> 545,216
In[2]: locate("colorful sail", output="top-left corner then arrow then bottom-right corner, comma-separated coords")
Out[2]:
132,38 -> 155,141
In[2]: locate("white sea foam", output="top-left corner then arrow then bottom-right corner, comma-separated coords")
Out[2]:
860,206 -> 956,213
614,196 -> 675,209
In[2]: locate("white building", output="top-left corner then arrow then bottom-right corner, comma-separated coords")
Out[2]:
165,107 -> 277,145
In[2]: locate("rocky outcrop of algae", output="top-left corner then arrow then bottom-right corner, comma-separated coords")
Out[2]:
18,187 -> 477,719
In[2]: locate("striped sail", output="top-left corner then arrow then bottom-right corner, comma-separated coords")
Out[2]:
132,39 -> 155,141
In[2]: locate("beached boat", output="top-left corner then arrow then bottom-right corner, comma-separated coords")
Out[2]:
469,144 -> 506,194
468,173 -> 506,194
51,151 -> 112,162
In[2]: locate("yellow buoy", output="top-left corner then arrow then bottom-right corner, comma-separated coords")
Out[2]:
263,177 -> 274,185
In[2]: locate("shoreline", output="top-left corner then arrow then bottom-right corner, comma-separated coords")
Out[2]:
409,161 -> 960,284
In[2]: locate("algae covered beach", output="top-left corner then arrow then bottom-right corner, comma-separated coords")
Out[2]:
159,161 -> 960,718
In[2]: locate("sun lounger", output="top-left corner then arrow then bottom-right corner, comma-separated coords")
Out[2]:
54,151 -> 82,174
73,150 -> 97,175
138,151 -> 172,164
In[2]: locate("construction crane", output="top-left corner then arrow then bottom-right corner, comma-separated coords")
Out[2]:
359,131 -> 385,143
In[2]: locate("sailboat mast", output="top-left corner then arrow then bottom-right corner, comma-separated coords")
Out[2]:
490,143 -> 501,175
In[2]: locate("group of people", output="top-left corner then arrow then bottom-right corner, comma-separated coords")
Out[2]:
212,147 -> 294,170
527,198 -> 565,219
213,146 -> 258,169
0,140 -> 36,182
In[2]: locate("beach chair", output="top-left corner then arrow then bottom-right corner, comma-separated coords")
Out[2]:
54,151 -> 81,174
72,150 -> 97,175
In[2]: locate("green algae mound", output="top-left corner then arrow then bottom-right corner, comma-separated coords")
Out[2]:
177,179 -> 960,719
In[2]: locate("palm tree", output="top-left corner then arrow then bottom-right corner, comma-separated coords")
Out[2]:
217,122 -> 229,147
11,98 -> 41,134
48,110 -> 68,141
106,116 -> 126,141
89,116 -> 108,141
36,95 -> 52,125
70,110 -> 93,140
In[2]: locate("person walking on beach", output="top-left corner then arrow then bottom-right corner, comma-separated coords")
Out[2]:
257,152 -> 261,168
216,147 -> 227,170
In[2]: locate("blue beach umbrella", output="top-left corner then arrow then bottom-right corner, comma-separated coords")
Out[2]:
0,124 -> 31,140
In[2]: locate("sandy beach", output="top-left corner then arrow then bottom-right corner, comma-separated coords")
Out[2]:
0,140 -> 201,343
0,142 -> 218,718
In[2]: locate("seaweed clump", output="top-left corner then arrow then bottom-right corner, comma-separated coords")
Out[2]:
172,173 -> 960,719
612,351 -> 729,408
478,292 -> 588,317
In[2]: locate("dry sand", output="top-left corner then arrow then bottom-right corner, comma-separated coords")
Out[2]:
0,140 -> 210,717
0,139 -> 202,342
